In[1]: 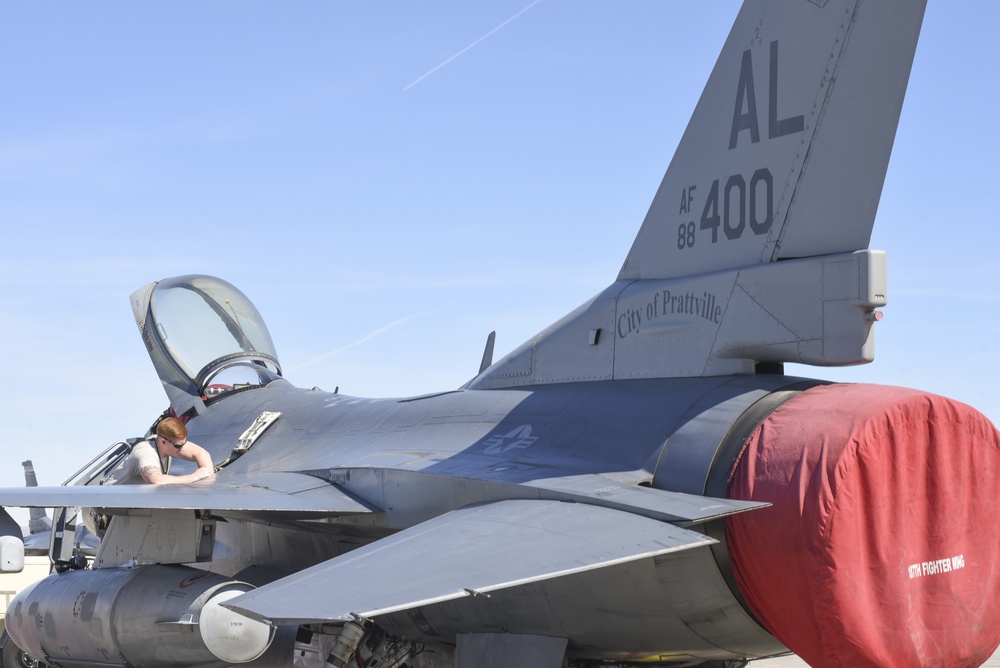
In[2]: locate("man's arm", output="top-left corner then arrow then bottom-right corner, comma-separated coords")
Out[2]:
138,464 -> 164,484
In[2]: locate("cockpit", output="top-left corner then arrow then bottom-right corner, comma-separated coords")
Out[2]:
131,275 -> 282,416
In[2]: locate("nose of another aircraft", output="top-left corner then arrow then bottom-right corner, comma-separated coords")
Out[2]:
726,383 -> 1000,668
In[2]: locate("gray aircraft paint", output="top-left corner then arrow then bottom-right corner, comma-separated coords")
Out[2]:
0,1 -> 943,667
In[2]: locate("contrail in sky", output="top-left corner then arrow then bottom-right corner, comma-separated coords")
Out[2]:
289,305 -> 451,372
404,0 -> 545,91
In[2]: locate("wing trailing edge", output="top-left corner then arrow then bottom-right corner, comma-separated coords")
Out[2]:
309,467 -> 767,528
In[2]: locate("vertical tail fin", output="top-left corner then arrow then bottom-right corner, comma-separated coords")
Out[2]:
23,460 -> 51,536
619,0 -> 926,281
472,0 -> 924,388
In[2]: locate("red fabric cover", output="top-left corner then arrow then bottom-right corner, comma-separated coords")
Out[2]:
726,383 -> 1000,667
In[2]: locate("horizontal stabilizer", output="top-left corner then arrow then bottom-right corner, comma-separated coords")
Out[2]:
226,499 -> 714,625
0,471 -> 374,516
529,474 -> 767,524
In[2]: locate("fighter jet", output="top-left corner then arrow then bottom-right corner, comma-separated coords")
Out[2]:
2,1 -> 999,667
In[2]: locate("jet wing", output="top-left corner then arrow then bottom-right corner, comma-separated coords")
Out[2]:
0,472 -> 374,515
226,498 -> 715,625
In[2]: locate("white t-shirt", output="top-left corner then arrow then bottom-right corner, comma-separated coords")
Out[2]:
104,438 -> 170,485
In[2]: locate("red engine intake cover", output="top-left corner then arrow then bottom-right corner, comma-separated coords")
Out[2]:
727,383 -> 1000,667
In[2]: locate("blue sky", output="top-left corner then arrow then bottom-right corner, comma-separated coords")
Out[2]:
1,1 -> 998,514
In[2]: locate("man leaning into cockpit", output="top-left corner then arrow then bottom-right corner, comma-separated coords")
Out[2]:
105,417 -> 215,485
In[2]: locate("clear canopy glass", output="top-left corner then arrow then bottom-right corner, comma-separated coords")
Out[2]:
148,276 -> 281,396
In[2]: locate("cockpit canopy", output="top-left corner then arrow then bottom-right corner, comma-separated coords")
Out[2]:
131,275 -> 282,416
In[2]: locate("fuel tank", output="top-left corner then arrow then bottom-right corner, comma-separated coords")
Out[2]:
6,564 -> 274,668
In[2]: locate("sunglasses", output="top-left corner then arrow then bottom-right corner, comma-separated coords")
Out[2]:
162,437 -> 187,450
